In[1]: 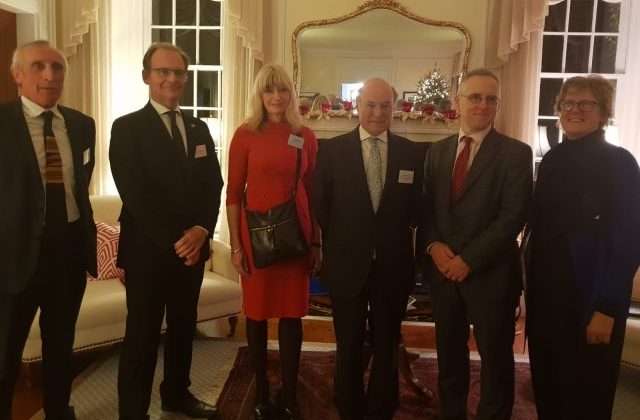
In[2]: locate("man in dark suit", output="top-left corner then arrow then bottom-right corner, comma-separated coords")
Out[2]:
419,68 -> 532,420
109,43 -> 223,420
313,78 -> 423,419
0,40 -> 96,420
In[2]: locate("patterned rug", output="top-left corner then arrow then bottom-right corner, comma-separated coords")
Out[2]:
216,347 -> 536,420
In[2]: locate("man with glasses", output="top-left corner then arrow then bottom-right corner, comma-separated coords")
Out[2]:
418,68 -> 533,420
110,42 -> 223,420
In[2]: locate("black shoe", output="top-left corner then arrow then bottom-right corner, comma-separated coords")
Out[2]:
161,393 -> 218,419
253,401 -> 273,420
275,391 -> 299,420
44,406 -> 76,420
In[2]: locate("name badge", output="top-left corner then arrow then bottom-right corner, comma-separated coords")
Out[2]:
194,144 -> 207,158
288,134 -> 304,149
83,148 -> 91,165
398,170 -> 414,184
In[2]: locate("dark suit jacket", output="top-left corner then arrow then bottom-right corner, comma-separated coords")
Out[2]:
313,127 -> 423,300
419,129 -> 533,299
109,102 -> 223,270
0,100 -> 97,294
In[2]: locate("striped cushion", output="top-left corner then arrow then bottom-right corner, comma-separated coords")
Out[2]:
91,222 -> 125,281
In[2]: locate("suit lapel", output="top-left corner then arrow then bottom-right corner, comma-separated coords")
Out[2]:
347,128 -> 375,214
441,135 -> 458,206
182,112 -> 197,159
380,133 -> 400,211
11,102 -> 42,190
58,107 -> 83,176
460,128 -> 500,198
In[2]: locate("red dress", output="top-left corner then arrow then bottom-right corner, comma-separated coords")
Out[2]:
226,122 -> 318,320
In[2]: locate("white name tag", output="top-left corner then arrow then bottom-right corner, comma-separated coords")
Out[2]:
83,148 -> 91,165
398,170 -> 414,184
194,144 -> 207,158
288,134 -> 304,149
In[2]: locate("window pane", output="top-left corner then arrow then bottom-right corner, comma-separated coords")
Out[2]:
592,35 -> 618,73
545,1 -> 567,32
607,79 -> 617,116
152,0 -> 172,26
199,30 -> 221,65
565,35 -> 590,73
198,109 -> 219,120
180,70 -> 195,107
197,71 -> 219,108
176,29 -> 196,64
595,0 -> 620,33
176,0 -> 197,26
569,0 -> 595,32
200,0 -> 221,26
542,35 -> 564,72
152,28 -> 173,43
539,78 -> 563,116
537,118 -> 560,157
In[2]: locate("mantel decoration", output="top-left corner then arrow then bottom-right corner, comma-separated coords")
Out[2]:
415,66 -> 449,108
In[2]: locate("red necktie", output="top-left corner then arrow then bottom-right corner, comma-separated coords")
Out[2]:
450,136 -> 472,206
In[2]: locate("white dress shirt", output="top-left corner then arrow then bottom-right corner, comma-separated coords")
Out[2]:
22,96 -> 80,222
149,99 -> 188,153
454,125 -> 492,171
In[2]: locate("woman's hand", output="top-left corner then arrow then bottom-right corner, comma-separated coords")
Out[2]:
310,245 -> 323,274
585,311 -> 614,345
231,248 -> 250,276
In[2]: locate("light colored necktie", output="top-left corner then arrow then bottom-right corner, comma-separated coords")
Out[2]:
366,137 -> 383,212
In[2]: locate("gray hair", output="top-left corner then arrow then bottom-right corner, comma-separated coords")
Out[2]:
458,68 -> 500,95
11,40 -> 68,73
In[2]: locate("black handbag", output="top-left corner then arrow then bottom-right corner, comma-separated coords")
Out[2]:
244,148 -> 308,268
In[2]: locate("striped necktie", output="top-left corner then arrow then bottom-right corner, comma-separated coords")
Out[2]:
42,111 -> 68,237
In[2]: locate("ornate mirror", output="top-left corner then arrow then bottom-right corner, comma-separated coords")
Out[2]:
291,0 -> 472,100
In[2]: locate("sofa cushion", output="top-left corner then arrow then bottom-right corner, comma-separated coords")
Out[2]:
91,222 -> 125,281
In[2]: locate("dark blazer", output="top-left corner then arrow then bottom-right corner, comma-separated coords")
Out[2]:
0,100 -> 97,294
313,127 -> 423,300
420,129 -> 533,299
109,102 -> 223,270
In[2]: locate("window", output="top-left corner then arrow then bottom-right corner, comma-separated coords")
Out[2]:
536,0 -> 629,160
151,0 -> 224,235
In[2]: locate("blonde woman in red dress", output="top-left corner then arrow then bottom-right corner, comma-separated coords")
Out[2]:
226,64 -> 321,420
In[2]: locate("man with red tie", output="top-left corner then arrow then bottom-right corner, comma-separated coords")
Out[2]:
0,40 -> 97,420
419,68 -> 533,420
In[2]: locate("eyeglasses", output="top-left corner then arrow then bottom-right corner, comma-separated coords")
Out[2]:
460,94 -> 500,106
150,67 -> 188,79
559,100 -> 598,112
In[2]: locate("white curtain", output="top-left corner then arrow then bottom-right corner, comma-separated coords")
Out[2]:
219,0 -> 263,242
486,0 -> 548,149
58,0 -> 111,194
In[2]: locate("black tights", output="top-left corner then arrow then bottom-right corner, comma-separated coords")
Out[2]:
246,317 -> 302,405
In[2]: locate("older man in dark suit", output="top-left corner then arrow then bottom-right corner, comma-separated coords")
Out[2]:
0,40 -> 97,420
313,78 -> 423,419
109,43 -> 223,420
419,68 -> 532,420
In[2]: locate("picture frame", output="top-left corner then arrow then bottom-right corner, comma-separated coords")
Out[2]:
403,91 -> 418,102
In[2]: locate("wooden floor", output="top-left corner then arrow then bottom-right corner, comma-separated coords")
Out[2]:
12,315 -> 527,420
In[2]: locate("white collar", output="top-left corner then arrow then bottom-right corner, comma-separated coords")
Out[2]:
359,125 -> 388,143
20,95 -> 63,120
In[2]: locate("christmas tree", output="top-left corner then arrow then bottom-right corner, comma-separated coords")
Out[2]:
415,67 -> 449,107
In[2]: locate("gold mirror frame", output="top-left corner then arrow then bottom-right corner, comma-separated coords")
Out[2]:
291,0 -> 472,93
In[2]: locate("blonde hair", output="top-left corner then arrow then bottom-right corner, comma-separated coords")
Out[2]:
245,64 -> 303,133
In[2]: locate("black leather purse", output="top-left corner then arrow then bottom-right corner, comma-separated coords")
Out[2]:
244,148 -> 308,269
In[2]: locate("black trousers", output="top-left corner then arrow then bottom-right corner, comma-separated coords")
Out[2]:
0,223 -> 86,420
117,259 -> 205,419
430,280 -> 517,420
330,260 -> 408,420
528,305 -> 627,420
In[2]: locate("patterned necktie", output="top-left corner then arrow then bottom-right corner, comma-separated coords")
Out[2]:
450,136 -> 473,206
166,110 -> 187,158
366,137 -> 383,212
42,111 -> 68,237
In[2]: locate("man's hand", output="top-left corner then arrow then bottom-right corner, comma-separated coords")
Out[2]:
586,311 -> 614,345
442,255 -> 471,282
428,242 -> 455,274
174,227 -> 208,266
